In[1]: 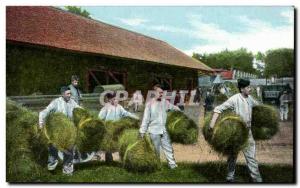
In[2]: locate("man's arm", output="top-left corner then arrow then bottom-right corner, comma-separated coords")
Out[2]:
209,112 -> 220,129
119,105 -> 139,120
210,96 -> 235,129
139,102 -> 151,135
38,100 -> 57,128
166,100 -> 181,111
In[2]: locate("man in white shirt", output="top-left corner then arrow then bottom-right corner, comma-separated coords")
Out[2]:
98,92 -> 139,162
209,79 -> 262,183
39,86 -> 81,175
139,85 -> 180,169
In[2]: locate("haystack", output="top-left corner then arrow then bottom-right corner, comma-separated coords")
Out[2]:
166,111 -> 198,144
45,112 -> 77,151
118,129 -> 160,173
251,105 -> 279,140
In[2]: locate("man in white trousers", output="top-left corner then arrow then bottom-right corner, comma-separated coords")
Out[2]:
139,84 -> 180,169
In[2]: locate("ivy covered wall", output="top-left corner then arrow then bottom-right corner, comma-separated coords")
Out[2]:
7,42 -> 199,96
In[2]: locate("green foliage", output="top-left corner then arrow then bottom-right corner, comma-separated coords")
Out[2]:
65,6 -> 91,18
118,129 -> 161,173
9,160 -> 293,183
203,112 -> 248,155
264,48 -> 294,77
251,105 -> 279,140
166,111 -> 198,144
100,117 -> 140,152
77,118 -> 106,153
6,99 -> 48,182
73,108 -> 92,127
45,113 -> 77,151
193,48 -> 256,74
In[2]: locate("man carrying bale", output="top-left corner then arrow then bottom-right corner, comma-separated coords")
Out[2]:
98,92 -> 139,162
139,84 -> 180,169
39,86 -> 91,175
209,78 -> 262,183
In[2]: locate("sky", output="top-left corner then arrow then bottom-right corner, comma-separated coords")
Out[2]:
62,6 -> 294,56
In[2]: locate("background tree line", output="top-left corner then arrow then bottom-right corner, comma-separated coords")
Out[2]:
193,48 -> 294,78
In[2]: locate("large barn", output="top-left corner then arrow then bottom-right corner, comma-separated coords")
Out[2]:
6,6 -> 212,96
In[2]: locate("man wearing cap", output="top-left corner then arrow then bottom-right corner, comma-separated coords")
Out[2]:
209,78 -> 262,182
98,92 -> 139,162
39,86 -> 93,175
139,84 -> 180,169
69,75 -> 82,105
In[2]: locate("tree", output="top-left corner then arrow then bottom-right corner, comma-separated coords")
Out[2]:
193,48 -> 256,74
264,48 -> 294,78
65,6 -> 91,19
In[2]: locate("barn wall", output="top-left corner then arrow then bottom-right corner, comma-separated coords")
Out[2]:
6,43 -> 199,96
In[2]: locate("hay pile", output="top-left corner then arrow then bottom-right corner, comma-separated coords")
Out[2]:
100,117 -> 140,152
73,107 -> 92,127
251,105 -> 279,140
6,99 -> 48,182
45,113 -> 77,151
118,129 -> 161,173
166,111 -> 198,144
76,118 -> 106,153
203,112 -> 249,155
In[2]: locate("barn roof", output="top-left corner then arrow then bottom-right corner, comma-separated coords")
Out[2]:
6,6 -> 212,72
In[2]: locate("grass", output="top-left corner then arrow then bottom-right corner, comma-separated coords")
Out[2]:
8,161 -> 294,183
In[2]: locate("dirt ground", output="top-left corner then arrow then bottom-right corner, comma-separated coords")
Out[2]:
108,104 -> 294,166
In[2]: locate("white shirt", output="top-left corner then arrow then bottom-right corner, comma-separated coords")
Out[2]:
39,97 -> 80,126
140,99 -> 180,134
98,103 -> 138,121
214,93 -> 259,127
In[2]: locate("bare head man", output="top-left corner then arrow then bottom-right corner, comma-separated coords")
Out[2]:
60,86 -> 71,102
71,75 -> 79,88
153,84 -> 164,101
106,92 -> 118,106
238,78 -> 251,97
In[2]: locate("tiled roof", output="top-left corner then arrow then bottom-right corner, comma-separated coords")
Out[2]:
6,6 -> 212,71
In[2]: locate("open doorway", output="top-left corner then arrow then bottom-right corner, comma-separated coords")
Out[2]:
87,69 -> 127,93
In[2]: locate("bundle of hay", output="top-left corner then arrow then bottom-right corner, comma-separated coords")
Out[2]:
6,99 -> 48,182
100,117 -> 140,152
166,111 -> 198,144
76,118 -> 106,153
203,112 -> 248,155
251,105 -> 279,140
45,113 -> 77,151
73,108 -> 92,127
118,129 -> 160,173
